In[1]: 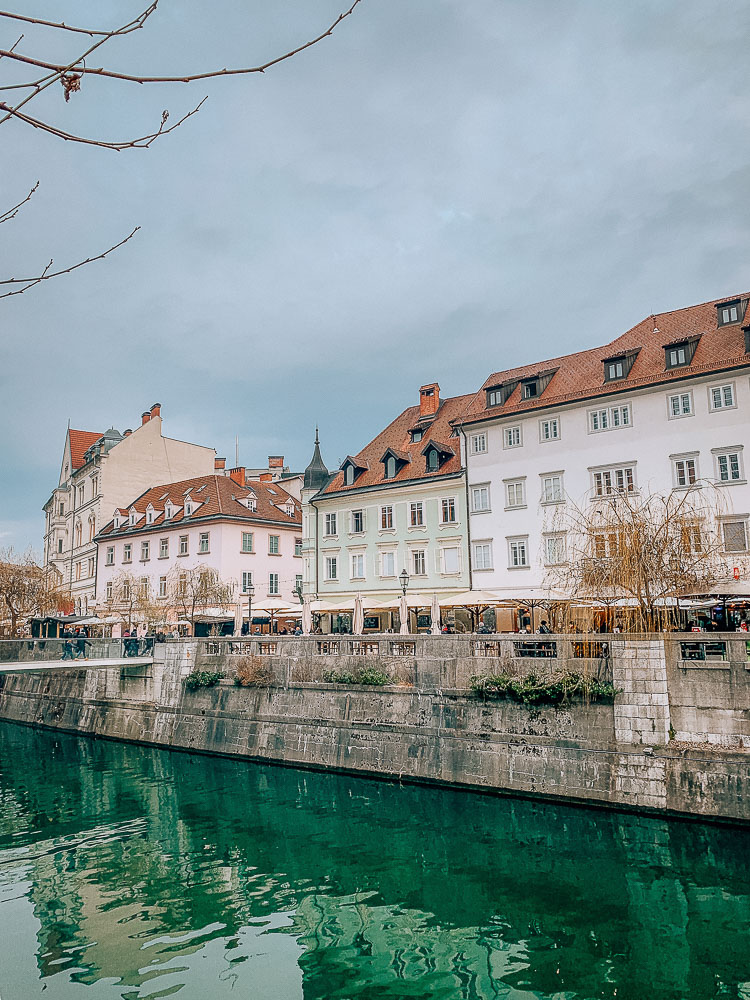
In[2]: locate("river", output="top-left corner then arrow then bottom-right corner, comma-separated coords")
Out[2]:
0,723 -> 747,999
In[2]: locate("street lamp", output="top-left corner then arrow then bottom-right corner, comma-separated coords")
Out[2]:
294,581 -> 303,604
399,569 -> 409,595
246,582 -> 255,635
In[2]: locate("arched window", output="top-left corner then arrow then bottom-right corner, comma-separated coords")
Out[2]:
75,521 -> 82,546
88,516 -> 95,541
344,465 -> 354,486
385,456 -> 396,479
427,449 -> 439,472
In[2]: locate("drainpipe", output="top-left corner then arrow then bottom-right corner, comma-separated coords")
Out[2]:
458,424 -> 474,590
310,496 -> 320,597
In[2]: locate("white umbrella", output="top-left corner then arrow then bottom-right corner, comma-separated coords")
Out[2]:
233,602 -> 243,636
430,592 -> 441,635
353,593 -> 364,635
399,593 -> 409,635
438,590 -> 511,607
302,597 -> 312,635
310,598 -> 356,612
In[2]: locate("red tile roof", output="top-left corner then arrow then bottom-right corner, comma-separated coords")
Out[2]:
98,475 -> 301,537
320,393 -> 473,496
68,429 -> 103,470
459,293 -> 750,425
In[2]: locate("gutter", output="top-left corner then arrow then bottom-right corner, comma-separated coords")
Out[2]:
320,468 -> 465,501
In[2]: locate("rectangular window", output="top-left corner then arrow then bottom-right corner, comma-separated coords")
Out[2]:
680,523 -> 703,555
325,556 -> 338,580
159,537 -> 169,558
105,546 -> 114,566
504,426 -> 522,449
673,456 -> 698,487
141,541 -> 150,561
91,476 -> 99,496
199,532 -> 209,553
540,417 -> 560,441
75,561 -> 81,581
505,479 -> 526,508
177,573 -> 187,597
715,450 -> 743,482
179,535 -> 188,556
470,433 -> 487,455
471,486 -> 491,512
543,533 -> 567,565
351,509 -> 364,533
487,388 -> 503,406
412,549 -> 426,575
668,392 -> 693,418
139,577 -> 148,598
87,556 -> 95,577
57,538 -> 63,553
409,502 -> 424,527
722,520 -> 748,553
541,474 -> 563,504
351,553 -> 365,579
268,535 -> 280,554
324,512 -> 337,536
268,573 -> 279,595
123,543 -> 132,563
441,546 -> 459,574
380,505 -> 394,529
294,538 -> 302,557
296,574 -> 303,592
607,360 -> 623,380
592,466 -> 636,496
668,346 -> 686,367
106,581 -> 113,601
440,497 -> 456,523
473,542 -> 493,570
241,532 -> 253,553
159,576 -> 167,598
241,571 -> 253,593
380,551 -> 395,577
508,537 -> 529,568
718,302 -> 740,325
710,384 -> 735,410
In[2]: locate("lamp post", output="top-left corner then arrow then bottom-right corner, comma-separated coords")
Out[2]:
399,568 -> 409,635
246,582 -> 255,636
294,581 -> 303,604
400,569 -> 409,596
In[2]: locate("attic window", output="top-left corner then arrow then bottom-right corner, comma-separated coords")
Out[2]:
744,327 -> 750,354
159,493 -> 169,501
717,299 -> 742,327
421,440 -> 454,473
385,456 -> 396,479
185,501 -> 192,516
522,380 -> 538,399
664,337 -> 699,370
410,429 -> 423,443
426,447 -> 440,471
486,380 -> 518,408
603,351 -> 639,383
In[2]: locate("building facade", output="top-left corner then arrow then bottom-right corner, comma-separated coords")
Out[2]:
95,471 -> 303,619
43,404 -> 216,614
457,293 -> 750,595
303,386 -> 472,619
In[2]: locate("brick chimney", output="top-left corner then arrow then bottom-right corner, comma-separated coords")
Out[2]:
150,402 -> 161,419
259,472 -> 273,482
229,467 -> 245,486
141,411 -> 151,425
214,457 -> 226,471
419,383 -> 440,417
268,455 -> 284,469
123,428 -> 132,437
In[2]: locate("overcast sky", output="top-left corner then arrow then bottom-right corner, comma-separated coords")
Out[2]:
2,0 -> 749,553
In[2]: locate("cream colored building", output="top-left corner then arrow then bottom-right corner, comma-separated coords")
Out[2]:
43,403 -> 217,614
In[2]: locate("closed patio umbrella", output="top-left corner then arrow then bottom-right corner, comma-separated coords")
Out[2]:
399,594 -> 409,635
430,593 -> 441,635
353,593 -> 364,635
302,598 -> 312,635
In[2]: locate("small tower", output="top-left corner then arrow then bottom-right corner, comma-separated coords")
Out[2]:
301,429 -> 330,597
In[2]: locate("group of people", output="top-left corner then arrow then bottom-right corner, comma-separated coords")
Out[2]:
61,628 -> 91,661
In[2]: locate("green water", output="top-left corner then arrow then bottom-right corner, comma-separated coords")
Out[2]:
0,725 -> 747,999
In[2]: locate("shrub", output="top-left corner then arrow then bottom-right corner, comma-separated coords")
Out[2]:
184,669 -> 223,691
322,666 -> 390,686
470,671 -> 617,705
233,655 -> 273,687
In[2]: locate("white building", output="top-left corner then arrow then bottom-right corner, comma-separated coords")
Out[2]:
457,293 -> 750,596
95,470 -> 303,619
43,403 -> 217,614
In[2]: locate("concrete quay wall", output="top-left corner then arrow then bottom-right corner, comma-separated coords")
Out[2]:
0,635 -> 747,823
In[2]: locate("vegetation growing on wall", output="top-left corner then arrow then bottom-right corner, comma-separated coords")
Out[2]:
233,656 -> 273,687
470,671 -> 618,705
322,666 -> 390,686
184,670 -> 223,691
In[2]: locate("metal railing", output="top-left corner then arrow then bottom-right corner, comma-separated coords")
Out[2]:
0,638 -> 155,665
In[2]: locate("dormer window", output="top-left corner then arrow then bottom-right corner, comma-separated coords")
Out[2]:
421,440 -> 454,474
146,505 -> 156,525
129,508 -> 138,526
380,447 -> 409,481
426,448 -> 439,471
184,501 -> 192,516
602,350 -> 639,383
113,513 -> 121,529
385,456 -> 396,479
164,504 -> 173,520
664,336 -> 699,369
717,298 -> 745,327
410,429 -> 423,443
344,465 -> 355,486
340,456 -> 367,486
486,380 -> 518,408
522,379 -> 538,399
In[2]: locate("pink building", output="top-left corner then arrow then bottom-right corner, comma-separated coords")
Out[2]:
95,470 -> 303,622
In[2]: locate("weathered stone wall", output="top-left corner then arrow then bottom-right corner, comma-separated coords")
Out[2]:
0,636 -> 747,823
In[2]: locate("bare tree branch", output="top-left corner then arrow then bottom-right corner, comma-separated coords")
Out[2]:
0,7 -> 155,37
0,179 -> 37,224
0,226 -> 139,298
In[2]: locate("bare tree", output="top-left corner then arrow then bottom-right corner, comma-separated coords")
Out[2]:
0,546 -> 62,635
546,483 -> 741,631
100,570 -> 160,631
1,1 -> 362,294
167,565 -> 233,633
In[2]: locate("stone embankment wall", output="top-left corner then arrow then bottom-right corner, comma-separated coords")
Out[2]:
0,634 -> 747,823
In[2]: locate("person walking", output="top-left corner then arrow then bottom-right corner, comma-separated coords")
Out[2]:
61,631 -> 75,661
75,631 -> 91,660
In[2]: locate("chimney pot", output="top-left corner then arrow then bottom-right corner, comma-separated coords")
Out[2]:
419,382 -> 440,417
141,411 -> 151,425
229,467 -> 245,486
214,457 -> 226,471
123,428 -> 132,437
150,402 -> 161,419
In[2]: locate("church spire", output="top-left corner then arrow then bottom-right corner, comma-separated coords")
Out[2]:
303,428 -> 329,492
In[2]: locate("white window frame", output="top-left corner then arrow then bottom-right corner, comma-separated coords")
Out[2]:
671,452 -> 699,489
268,573 -> 279,596
713,447 -> 745,484
350,509 -> 365,534
440,497 -> 457,524
105,581 -> 113,601
411,548 -> 427,576
504,478 -> 526,510
539,417 -> 560,442
105,546 -> 114,566
409,501 -> 424,527
470,432 -> 487,455
507,536 -> 529,569
440,545 -> 460,575
708,382 -> 736,411
588,403 -> 631,433
380,505 -> 394,530
470,484 -> 491,512
178,535 -> 188,556
241,571 -> 254,593
590,463 -> 637,497
268,534 -> 280,554
141,540 -> 150,561
473,540 -> 493,571
241,531 -> 254,553
503,425 -> 522,449
350,552 -> 365,580
159,576 -> 167,598
123,543 -> 132,563
720,518 -> 748,554
380,550 -> 396,578
667,391 -> 694,419
543,532 -> 567,566
324,512 -> 337,537
325,556 -> 338,581
540,472 -> 564,504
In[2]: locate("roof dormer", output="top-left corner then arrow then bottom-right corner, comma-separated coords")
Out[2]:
486,379 -> 518,408
340,456 -> 368,487
664,335 -> 700,370
602,348 -> 640,383
145,503 -> 157,525
520,368 -> 558,400
421,439 -> 455,473
128,506 -> 139,526
716,298 -> 747,327
113,511 -> 122,530
380,447 -> 410,480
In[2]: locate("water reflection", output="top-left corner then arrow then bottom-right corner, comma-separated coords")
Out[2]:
0,723 -> 747,999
